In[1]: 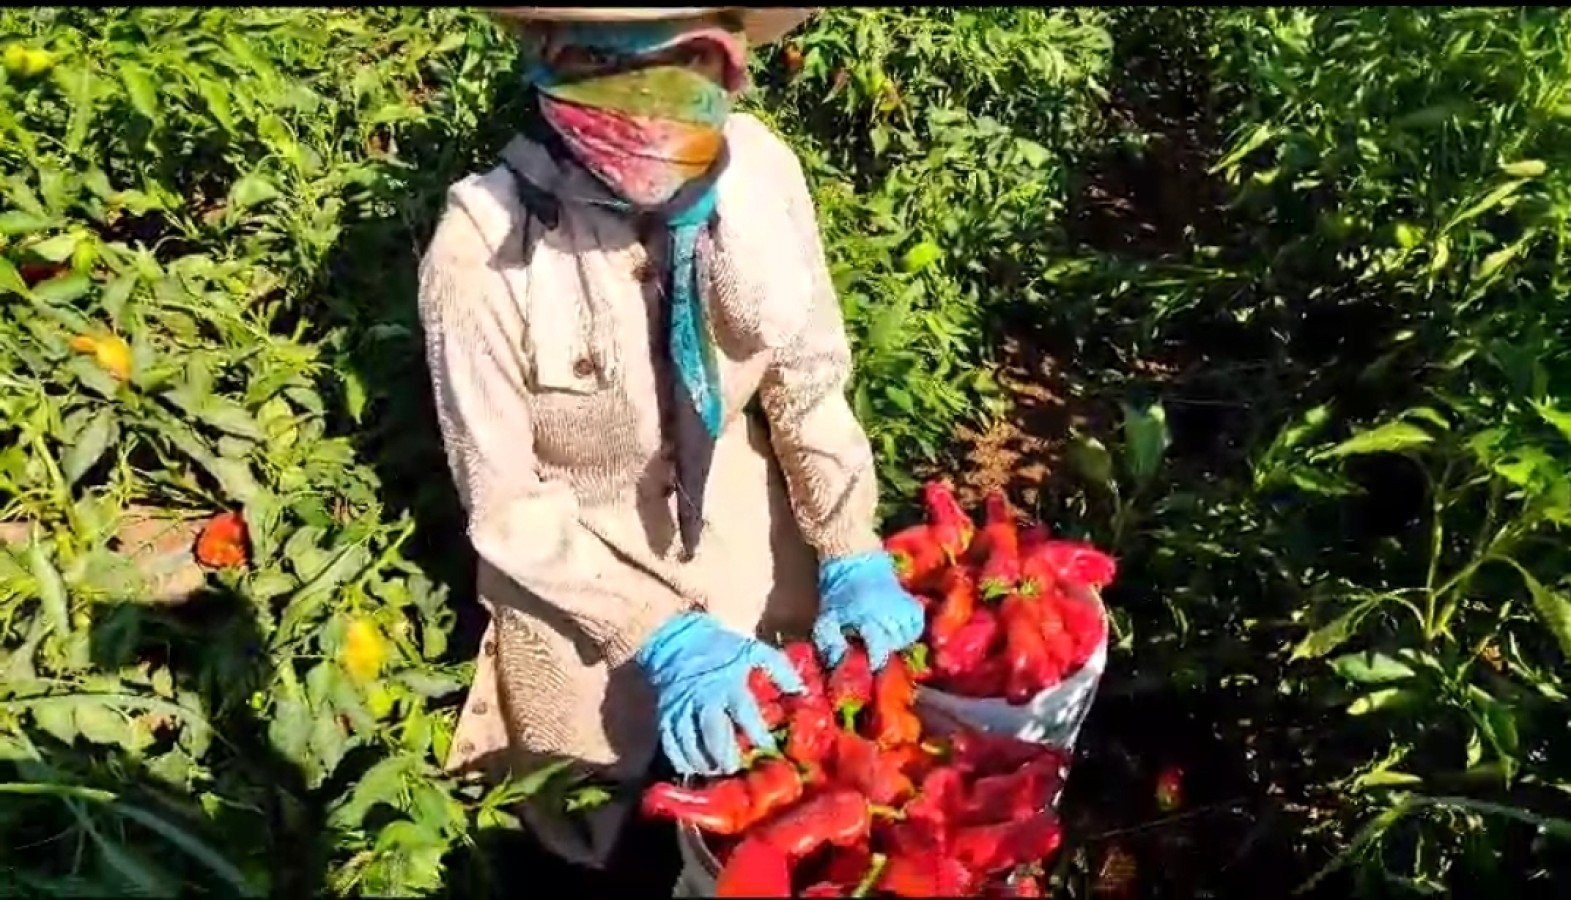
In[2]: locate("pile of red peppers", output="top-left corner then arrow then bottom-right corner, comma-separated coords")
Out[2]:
887,482 -> 1117,704
641,637 -> 1070,897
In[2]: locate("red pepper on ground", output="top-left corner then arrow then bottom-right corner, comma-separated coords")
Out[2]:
999,594 -> 1058,703
194,511 -> 249,569
715,835 -> 792,897
832,730 -> 914,805
885,523 -> 948,591
870,656 -> 922,748
952,811 -> 1064,875
929,566 -> 979,651
1155,765 -> 1184,812
640,778 -> 754,835
975,489 -> 1023,598
828,644 -> 874,728
752,789 -> 872,860
934,606 -> 999,679
921,480 -> 975,560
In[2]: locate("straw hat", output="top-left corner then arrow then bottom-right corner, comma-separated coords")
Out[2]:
490,7 -> 817,45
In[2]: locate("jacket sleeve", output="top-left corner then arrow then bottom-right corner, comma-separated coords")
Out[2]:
755,150 -> 885,563
417,188 -> 690,667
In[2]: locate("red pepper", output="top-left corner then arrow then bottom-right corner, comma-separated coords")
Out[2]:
999,595 -> 1056,704
1053,589 -> 1106,662
783,641 -> 828,701
1156,765 -> 1184,812
753,789 -> 871,859
975,489 -> 1022,598
952,811 -> 1064,875
921,480 -> 975,560
1020,539 -> 1117,594
870,655 -> 922,748
934,606 -> 999,679
1019,523 -> 1050,554
942,655 -> 1007,698
904,765 -> 967,831
821,845 -> 874,884
885,523 -> 948,591
716,836 -> 793,897
883,741 -> 940,782
960,754 -> 1063,826
928,566 -> 978,651
784,700 -> 837,776
994,869 -> 1046,897
828,643 -> 874,728
744,758 -> 805,824
640,778 -> 754,835
949,730 -> 1064,776
832,730 -> 914,805
877,852 -> 978,896
749,668 -> 788,728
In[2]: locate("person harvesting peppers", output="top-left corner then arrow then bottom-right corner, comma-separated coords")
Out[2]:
417,6 -> 925,867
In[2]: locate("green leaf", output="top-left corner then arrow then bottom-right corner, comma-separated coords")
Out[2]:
0,256 -> 29,298
1517,569 -> 1571,664
32,271 -> 92,303
227,173 -> 279,211
1292,600 -> 1375,661
1121,401 -> 1170,484
0,210 -> 52,235
30,232 -> 79,263
120,64 -> 161,122
1015,138 -> 1051,168
1347,687 -> 1420,716
1330,651 -> 1416,684
29,542 -> 70,637
1533,402 -> 1571,446
1500,159 -> 1547,178
1316,420 -> 1432,460
112,802 -> 261,897
62,409 -> 115,485
1068,434 -> 1115,489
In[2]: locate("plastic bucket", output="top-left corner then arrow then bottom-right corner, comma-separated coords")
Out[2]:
674,817 -> 721,897
913,585 -> 1108,754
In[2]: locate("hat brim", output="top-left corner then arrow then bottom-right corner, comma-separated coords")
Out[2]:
489,7 -> 817,45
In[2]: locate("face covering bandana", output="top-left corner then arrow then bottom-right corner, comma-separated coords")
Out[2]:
526,19 -> 748,559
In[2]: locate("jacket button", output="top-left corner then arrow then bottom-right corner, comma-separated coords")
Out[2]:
573,357 -> 596,379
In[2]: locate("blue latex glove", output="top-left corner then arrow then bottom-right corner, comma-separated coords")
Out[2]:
812,550 -> 926,671
635,612 -> 805,776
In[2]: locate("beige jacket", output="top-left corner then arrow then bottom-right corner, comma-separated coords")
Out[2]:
417,114 -> 882,791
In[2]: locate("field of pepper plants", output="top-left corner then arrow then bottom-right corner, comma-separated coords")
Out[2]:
2,5 -> 1570,898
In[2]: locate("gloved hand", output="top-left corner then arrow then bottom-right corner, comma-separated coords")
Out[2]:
812,550 -> 926,671
635,611 -> 805,776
